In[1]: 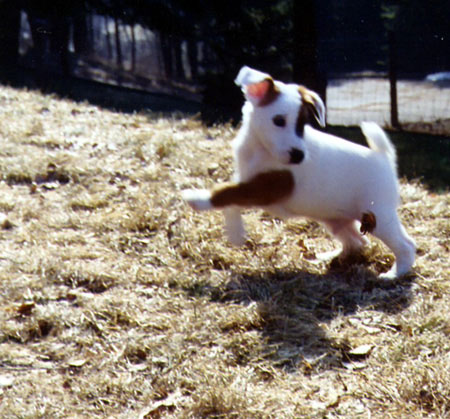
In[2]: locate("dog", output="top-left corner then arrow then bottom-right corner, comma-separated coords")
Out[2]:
182,66 -> 416,279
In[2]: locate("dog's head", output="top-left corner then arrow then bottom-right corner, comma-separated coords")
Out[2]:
235,66 -> 325,165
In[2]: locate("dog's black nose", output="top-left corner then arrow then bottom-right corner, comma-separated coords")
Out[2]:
289,148 -> 304,164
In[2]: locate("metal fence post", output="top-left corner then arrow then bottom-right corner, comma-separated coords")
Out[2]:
388,30 -> 400,129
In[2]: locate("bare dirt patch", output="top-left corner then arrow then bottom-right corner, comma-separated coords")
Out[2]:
0,85 -> 449,418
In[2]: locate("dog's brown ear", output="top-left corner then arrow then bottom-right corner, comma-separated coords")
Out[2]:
235,66 -> 280,106
298,86 -> 326,129
246,78 -> 280,106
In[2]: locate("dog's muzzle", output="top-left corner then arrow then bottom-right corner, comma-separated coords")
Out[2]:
289,148 -> 304,164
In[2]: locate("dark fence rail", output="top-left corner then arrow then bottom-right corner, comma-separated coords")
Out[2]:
1,6 -> 449,135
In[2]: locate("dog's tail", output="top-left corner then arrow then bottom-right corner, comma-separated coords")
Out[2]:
361,122 -> 397,168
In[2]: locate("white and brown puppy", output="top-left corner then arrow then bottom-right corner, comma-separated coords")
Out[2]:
182,66 -> 416,279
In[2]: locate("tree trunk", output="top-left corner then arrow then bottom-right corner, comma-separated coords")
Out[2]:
131,24 -> 136,72
105,16 -> 112,60
50,15 -> 71,76
174,38 -> 184,80
0,3 -> 21,71
160,32 -> 173,79
292,0 -> 326,104
187,39 -> 198,80
388,30 -> 400,129
114,17 -> 122,69
73,11 -> 91,55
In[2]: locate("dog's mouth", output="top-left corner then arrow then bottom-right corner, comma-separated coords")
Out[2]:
289,148 -> 304,164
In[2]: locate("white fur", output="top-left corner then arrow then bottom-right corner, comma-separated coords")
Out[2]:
235,66 -> 271,90
182,189 -> 213,211
224,207 -> 247,246
184,67 -> 416,279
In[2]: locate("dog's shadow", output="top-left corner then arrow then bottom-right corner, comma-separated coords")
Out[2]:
210,262 -> 415,372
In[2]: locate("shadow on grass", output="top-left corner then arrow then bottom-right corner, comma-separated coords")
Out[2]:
209,263 -> 416,371
0,66 -> 201,115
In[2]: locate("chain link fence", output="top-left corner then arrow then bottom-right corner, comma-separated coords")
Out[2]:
326,75 -> 450,135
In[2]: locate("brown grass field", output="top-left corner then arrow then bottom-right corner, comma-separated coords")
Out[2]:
0,84 -> 449,418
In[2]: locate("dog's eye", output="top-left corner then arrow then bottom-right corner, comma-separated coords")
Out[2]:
272,115 -> 286,127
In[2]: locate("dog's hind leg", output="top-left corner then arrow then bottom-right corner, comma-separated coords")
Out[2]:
370,210 -> 416,279
319,219 -> 369,261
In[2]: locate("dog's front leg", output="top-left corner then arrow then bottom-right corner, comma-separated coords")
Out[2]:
182,187 -> 247,245
182,170 -> 295,245
223,207 -> 247,246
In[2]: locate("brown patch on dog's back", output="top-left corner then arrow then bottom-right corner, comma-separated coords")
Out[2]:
360,211 -> 377,235
210,170 -> 295,208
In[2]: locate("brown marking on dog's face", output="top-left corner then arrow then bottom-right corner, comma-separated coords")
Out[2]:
360,211 -> 377,235
247,78 -> 280,107
210,170 -> 295,208
296,86 -> 323,135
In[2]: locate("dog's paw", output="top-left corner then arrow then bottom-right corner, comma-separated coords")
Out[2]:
379,272 -> 395,281
227,229 -> 247,247
316,249 -> 342,262
378,268 -> 398,281
182,189 -> 213,211
378,261 -> 416,281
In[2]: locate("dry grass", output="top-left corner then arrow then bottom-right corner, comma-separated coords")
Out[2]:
0,84 -> 449,418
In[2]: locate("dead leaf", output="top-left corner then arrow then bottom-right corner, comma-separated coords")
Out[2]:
361,325 -> 381,334
139,390 -> 183,419
207,163 -> 219,175
17,302 -> 35,316
348,344 -> 374,357
42,182 -> 59,190
68,359 -> 87,368
0,375 -> 14,387
343,361 -> 367,370
326,393 -> 341,409
0,213 -> 14,230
